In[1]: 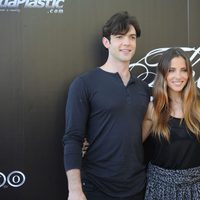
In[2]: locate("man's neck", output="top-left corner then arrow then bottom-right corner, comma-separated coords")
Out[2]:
100,61 -> 131,86
100,59 -> 130,74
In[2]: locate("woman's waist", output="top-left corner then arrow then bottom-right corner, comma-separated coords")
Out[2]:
147,162 -> 200,185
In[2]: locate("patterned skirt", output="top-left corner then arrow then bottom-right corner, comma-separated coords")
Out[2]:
144,163 -> 200,200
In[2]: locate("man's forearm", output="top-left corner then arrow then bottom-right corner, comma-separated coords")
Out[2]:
67,169 -> 82,191
66,169 -> 87,200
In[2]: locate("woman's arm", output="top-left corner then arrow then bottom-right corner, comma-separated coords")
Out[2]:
142,102 -> 153,142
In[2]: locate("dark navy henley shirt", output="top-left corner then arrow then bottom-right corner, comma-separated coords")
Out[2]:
63,67 -> 150,197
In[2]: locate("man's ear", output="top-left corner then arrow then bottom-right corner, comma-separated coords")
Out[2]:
102,37 -> 110,49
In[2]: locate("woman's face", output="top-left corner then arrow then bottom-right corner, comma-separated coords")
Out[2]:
166,56 -> 189,94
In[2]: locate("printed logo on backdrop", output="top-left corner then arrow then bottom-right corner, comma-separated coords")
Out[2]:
130,47 -> 200,89
0,171 -> 25,189
0,0 -> 65,13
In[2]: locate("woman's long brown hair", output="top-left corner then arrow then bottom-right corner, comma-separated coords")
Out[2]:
152,47 -> 200,141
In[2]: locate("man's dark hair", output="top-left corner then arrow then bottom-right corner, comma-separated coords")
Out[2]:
102,11 -> 141,40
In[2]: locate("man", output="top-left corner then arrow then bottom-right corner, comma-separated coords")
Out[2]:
63,11 -> 150,200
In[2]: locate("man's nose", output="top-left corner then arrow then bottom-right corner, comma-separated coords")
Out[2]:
123,37 -> 130,45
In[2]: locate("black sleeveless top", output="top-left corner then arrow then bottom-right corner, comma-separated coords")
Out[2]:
150,117 -> 200,169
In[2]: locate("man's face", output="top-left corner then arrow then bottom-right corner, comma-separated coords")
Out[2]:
104,25 -> 137,64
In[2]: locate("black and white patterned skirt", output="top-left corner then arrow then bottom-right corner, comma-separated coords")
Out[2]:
145,163 -> 200,200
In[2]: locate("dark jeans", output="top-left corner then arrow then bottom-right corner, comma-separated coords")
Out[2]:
82,179 -> 144,200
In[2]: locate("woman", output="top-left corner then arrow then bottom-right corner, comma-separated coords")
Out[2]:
143,47 -> 200,199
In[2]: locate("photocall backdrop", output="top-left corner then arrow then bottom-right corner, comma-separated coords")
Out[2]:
0,0 -> 200,199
